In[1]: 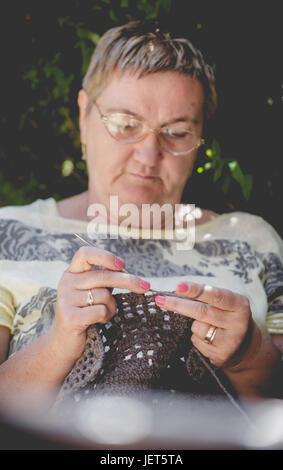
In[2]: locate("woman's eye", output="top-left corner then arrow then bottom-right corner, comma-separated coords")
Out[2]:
117,119 -> 138,131
125,122 -> 136,129
127,119 -> 139,128
163,128 -> 189,138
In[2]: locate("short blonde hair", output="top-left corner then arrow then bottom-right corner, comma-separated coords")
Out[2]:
83,21 -> 217,122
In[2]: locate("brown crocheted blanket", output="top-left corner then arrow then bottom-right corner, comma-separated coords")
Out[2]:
56,292 -> 238,407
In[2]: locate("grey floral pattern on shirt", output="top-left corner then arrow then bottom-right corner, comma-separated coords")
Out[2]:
258,252 -> 283,313
9,287 -> 57,356
97,237 -> 215,277
1,219 -> 283,290
0,219 -> 82,263
194,240 -> 262,284
0,219 -> 213,277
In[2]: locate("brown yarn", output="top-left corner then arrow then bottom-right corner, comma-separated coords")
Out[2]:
58,324 -> 104,397
93,291 -> 191,395
55,291 -> 236,405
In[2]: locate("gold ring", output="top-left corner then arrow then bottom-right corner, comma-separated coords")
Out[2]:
87,290 -> 95,306
204,326 -> 217,345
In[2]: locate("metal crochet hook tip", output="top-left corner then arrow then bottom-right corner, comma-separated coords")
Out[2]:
73,232 -> 94,247
72,232 -> 186,299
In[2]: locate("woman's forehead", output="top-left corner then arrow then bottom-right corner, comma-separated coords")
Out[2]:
97,70 -> 204,120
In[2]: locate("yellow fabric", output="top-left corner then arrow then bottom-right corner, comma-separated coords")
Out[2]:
0,286 -> 15,331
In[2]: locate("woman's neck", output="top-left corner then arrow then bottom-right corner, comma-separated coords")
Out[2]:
57,190 -> 219,228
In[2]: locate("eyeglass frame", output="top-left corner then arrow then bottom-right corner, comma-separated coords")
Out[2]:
93,102 -> 205,156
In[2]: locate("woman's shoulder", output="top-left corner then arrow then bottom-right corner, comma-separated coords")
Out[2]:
0,198 -> 57,219
0,198 -> 59,233
197,208 -> 276,232
194,208 -> 219,225
197,209 -> 283,257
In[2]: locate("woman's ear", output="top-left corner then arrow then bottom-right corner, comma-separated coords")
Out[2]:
77,89 -> 89,145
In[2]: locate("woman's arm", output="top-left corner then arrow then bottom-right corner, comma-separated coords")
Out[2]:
271,334 -> 283,353
0,329 -> 75,399
0,326 -> 10,365
222,328 -> 283,398
0,246 -> 151,404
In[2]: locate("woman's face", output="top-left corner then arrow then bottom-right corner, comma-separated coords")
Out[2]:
79,70 -> 204,215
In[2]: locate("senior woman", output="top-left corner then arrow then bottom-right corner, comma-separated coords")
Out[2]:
0,21 -> 282,410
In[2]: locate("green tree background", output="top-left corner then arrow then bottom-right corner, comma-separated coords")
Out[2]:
1,0 -> 282,234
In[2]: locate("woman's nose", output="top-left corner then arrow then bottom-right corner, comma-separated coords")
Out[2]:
132,132 -> 162,167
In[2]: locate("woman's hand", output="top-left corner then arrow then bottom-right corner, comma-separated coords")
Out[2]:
49,245 -> 151,364
155,281 -> 253,369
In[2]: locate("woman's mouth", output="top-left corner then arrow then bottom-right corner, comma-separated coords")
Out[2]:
129,173 -> 157,180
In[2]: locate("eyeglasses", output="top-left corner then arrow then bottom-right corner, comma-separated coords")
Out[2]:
94,103 -> 205,156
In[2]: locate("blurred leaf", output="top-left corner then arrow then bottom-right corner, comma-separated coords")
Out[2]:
213,161 -> 224,182
76,161 -> 87,171
200,140 -> 253,201
43,63 -> 53,79
160,0 -> 172,13
211,139 -> 222,159
222,173 -> 231,193
109,9 -> 118,22
57,16 -> 72,27
228,160 -> 253,200
228,160 -> 244,183
39,99 -> 48,107
204,162 -> 212,170
62,159 -> 74,177
77,27 -> 88,39
242,175 -> 253,200
89,32 -> 100,46
23,67 -> 39,88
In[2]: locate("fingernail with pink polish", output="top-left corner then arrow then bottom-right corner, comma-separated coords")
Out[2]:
115,257 -> 125,269
176,282 -> 188,293
140,280 -> 150,290
155,295 -> 166,305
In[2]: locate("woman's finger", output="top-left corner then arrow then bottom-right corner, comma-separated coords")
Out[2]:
58,288 -> 117,311
68,245 -> 126,274
60,268 -> 151,295
72,304 -> 115,326
191,319 -> 215,341
190,331 -> 246,368
176,281 -> 250,313
190,334 -> 222,365
191,319 -> 227,346
154,294 -> 230,328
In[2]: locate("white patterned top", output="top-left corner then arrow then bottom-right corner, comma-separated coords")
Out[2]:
0,198 -> 283,357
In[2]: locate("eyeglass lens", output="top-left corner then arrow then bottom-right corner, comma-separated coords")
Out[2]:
105,113 -> 199,154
